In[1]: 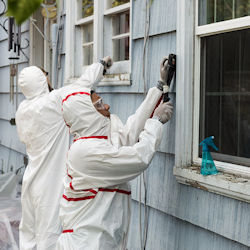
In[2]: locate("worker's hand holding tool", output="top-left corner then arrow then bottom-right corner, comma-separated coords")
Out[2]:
103,56 -> 113,69
153,101 -> 173,124
100,56 -> 113,75
157,56 -> 169,91
160,56 -> 169,84
157,54 -> 176,102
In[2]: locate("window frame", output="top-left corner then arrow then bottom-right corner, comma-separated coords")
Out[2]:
174,0 -> 250,203
64,0 -> 131,86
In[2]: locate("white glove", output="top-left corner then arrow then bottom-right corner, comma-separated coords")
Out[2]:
157,56 -> 169,91
100,56 -> 113,75
102,56 -> 113,70
160,56 -> 169,84
153,101 -> 173,124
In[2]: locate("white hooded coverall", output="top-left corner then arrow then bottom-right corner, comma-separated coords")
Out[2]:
16,63 -> 103,249
56,66 -> 164,249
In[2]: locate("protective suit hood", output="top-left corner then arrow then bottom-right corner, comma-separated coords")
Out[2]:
62,65 -> 109,139
18,66 -> 49,100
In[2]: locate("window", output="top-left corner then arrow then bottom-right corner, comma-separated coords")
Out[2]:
198,0 -> 250,25
112,11 -> 130,62
194,0 -> 250,171
74,0 -> 131,85
82,22 -> 94,65
199,29 -> 250,167
174,0 -> 250,202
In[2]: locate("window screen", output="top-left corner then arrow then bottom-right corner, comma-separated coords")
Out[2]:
199,29 -> 250,166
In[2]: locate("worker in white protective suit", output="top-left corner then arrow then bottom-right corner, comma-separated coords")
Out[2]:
15,59 -> 108,250
56,57 -> 173,250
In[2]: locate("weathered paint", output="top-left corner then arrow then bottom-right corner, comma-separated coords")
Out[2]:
128,200 -> 249,250
0,0 -> 250,249
98,31 -> 176,93
0,0 -> 28,178
132,0 -> 176,39
130,152 -> 250,246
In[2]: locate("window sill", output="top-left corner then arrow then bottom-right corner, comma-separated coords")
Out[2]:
64,73 -> 131,87
173,165 -> 250,203
99,73 -> 131,86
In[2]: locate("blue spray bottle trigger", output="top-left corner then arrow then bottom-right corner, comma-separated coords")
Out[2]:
200,136 -> 218,152
200,136 -> 218,176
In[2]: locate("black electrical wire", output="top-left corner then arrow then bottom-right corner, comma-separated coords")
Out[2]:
0,0 -> 6,16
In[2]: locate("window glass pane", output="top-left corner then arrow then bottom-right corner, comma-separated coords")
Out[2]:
82,0 -> 94,18
113,11 -> 130,36
108,0 -> 130,8
236,0 -> 250,18
113,37 -> 129,61
199,29 -> 250,166
83,45 -> 93,65
82,23 -> 93,65
199,0 -> 250,25
83,23 -> 93,43
240,96 -> 250,157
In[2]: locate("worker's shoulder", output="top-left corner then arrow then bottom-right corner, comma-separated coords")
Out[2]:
16,93 -> 61,118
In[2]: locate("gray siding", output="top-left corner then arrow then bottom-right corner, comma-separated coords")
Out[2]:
0,0 -> 29,174
128,200 -> 249,250
132,0 -> 176,39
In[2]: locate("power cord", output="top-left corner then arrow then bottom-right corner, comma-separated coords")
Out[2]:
139,0 -> 151,249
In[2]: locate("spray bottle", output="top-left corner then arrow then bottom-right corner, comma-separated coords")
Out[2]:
200,136 -> 218,176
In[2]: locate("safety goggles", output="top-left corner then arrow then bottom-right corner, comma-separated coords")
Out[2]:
92,98 -> 106,110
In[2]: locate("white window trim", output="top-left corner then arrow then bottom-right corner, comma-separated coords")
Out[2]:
174,0 -> 250,203
100,1 -> 131,86
64,0 -> 132,86
75,15 -> 94,26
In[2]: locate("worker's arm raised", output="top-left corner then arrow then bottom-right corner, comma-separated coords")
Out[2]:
68,118 -> 163,189
116,87 -> 162,147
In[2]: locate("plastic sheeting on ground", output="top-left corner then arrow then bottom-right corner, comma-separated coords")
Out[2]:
0,173 -> 18,199
0,198 -> 21,250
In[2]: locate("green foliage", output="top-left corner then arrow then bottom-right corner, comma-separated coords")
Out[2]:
7,0 -> 43,25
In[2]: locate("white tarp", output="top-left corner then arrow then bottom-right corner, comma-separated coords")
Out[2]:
0,173 -> 18,198
0,173 -> 21,249
0,198 -> 21,249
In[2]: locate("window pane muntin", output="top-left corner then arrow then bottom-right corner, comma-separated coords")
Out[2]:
199,29 -> 250,165
199,0 -> 250,25
82,0 -> 94,18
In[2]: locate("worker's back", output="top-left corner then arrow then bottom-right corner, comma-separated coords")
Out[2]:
15,66 -> 69,250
